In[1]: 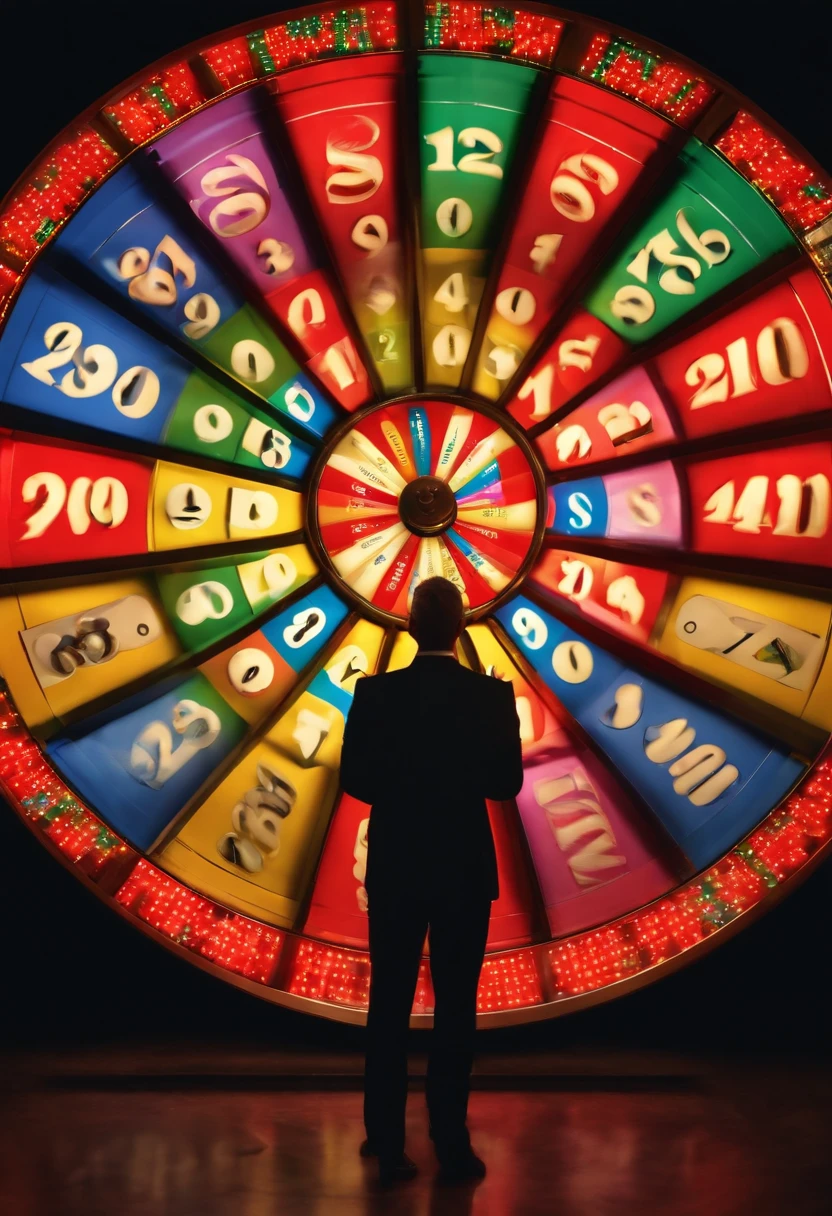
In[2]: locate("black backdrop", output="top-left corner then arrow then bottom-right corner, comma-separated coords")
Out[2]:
1,0 -> 830,1054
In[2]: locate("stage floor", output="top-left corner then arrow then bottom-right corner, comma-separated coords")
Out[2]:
1,1050 -> 828,1215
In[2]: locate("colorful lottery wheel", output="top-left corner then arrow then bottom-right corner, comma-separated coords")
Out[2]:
2,3 -> 832,1025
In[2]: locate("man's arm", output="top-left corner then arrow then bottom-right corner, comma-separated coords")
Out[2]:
340,676 -> 378,805
482,677 -> 525,801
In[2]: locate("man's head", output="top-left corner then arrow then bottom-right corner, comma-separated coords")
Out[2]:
408,577 -> 464,652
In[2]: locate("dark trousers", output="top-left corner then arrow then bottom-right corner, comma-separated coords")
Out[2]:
363,879 -> 492,1159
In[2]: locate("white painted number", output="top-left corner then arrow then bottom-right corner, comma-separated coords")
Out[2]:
534,769 -> 625,887
525,155 -> 619,277
685,318 -> 810,410
567,491 -> 594,530
22,321 -> 160,417
21,473 -> 128,540
517,364 -> 554,419
118,232 -> 221,340
560,335 -> 601,373
643,717 -> 739,807
176,581 -> 235,626
282,606 -> 327,649
23,325 -> 114,397
597,400 -> 653,445
433,272 -> 469,314
552,640 -> 594,684
318,343 -> 358,392
193,404 -> 234,444
119,235 -> 198,308
287,288 -> 326,337
182,293 -> 220,341
326,116 -> 383,205
511,606 -> 548,650
606,575 -> 645,625
285,383 -> 316,423
495,286 -> 536,327
351,214 -> 388,255
555,425 -> 591,463
130,700 -> 222,789
558,559 -> 594,602
229,488 -> 279,533
432,324 -> 471,368
200,154 -> 270,237
530,233 -> 562,274
550,153 -> 619,223
436,197 -> 473,238
230,339 -> 275,384
702,473 -> 830,538
256,238 -> 294,276
613,209 -> 731,326
425,126 -> 504,178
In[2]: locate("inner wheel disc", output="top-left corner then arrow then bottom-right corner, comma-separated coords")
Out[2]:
399,476 -> 457,536
310,398 -> 544,623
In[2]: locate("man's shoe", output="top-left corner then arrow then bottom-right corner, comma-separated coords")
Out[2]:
437,1147 -> 487,1183
359,1139 -> 378,1158
378,1153 -> 418,1185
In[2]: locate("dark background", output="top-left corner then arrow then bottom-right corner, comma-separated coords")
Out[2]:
1,0 -> 830,1055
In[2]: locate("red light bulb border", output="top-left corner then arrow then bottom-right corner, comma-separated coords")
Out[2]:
2,4 -> 831,323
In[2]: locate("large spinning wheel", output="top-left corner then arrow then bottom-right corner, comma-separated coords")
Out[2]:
2,3 -> 831,1026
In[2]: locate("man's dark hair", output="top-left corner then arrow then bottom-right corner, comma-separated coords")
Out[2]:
409,577 -> 464,651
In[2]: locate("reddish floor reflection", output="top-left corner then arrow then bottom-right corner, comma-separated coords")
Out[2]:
1,1055 -> 829,1215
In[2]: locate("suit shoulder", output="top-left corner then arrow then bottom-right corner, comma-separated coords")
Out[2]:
369,667 -> 412,683
352,672 -> 379,700
458,667 -> 514,697
356,668 -> 409,697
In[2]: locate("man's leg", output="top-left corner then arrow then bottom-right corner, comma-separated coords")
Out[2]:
364,885 -> 429,1158
425,888 -> 492,1158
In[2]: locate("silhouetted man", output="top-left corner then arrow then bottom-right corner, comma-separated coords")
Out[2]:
340,577 -> 524,1185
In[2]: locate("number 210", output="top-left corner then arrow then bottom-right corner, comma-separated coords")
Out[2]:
685,317 -> 809,409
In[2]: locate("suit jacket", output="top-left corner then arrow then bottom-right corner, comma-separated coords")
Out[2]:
340,654 -> 524,902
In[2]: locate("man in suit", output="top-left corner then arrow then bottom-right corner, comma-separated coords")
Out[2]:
340,576 -> 524,1185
